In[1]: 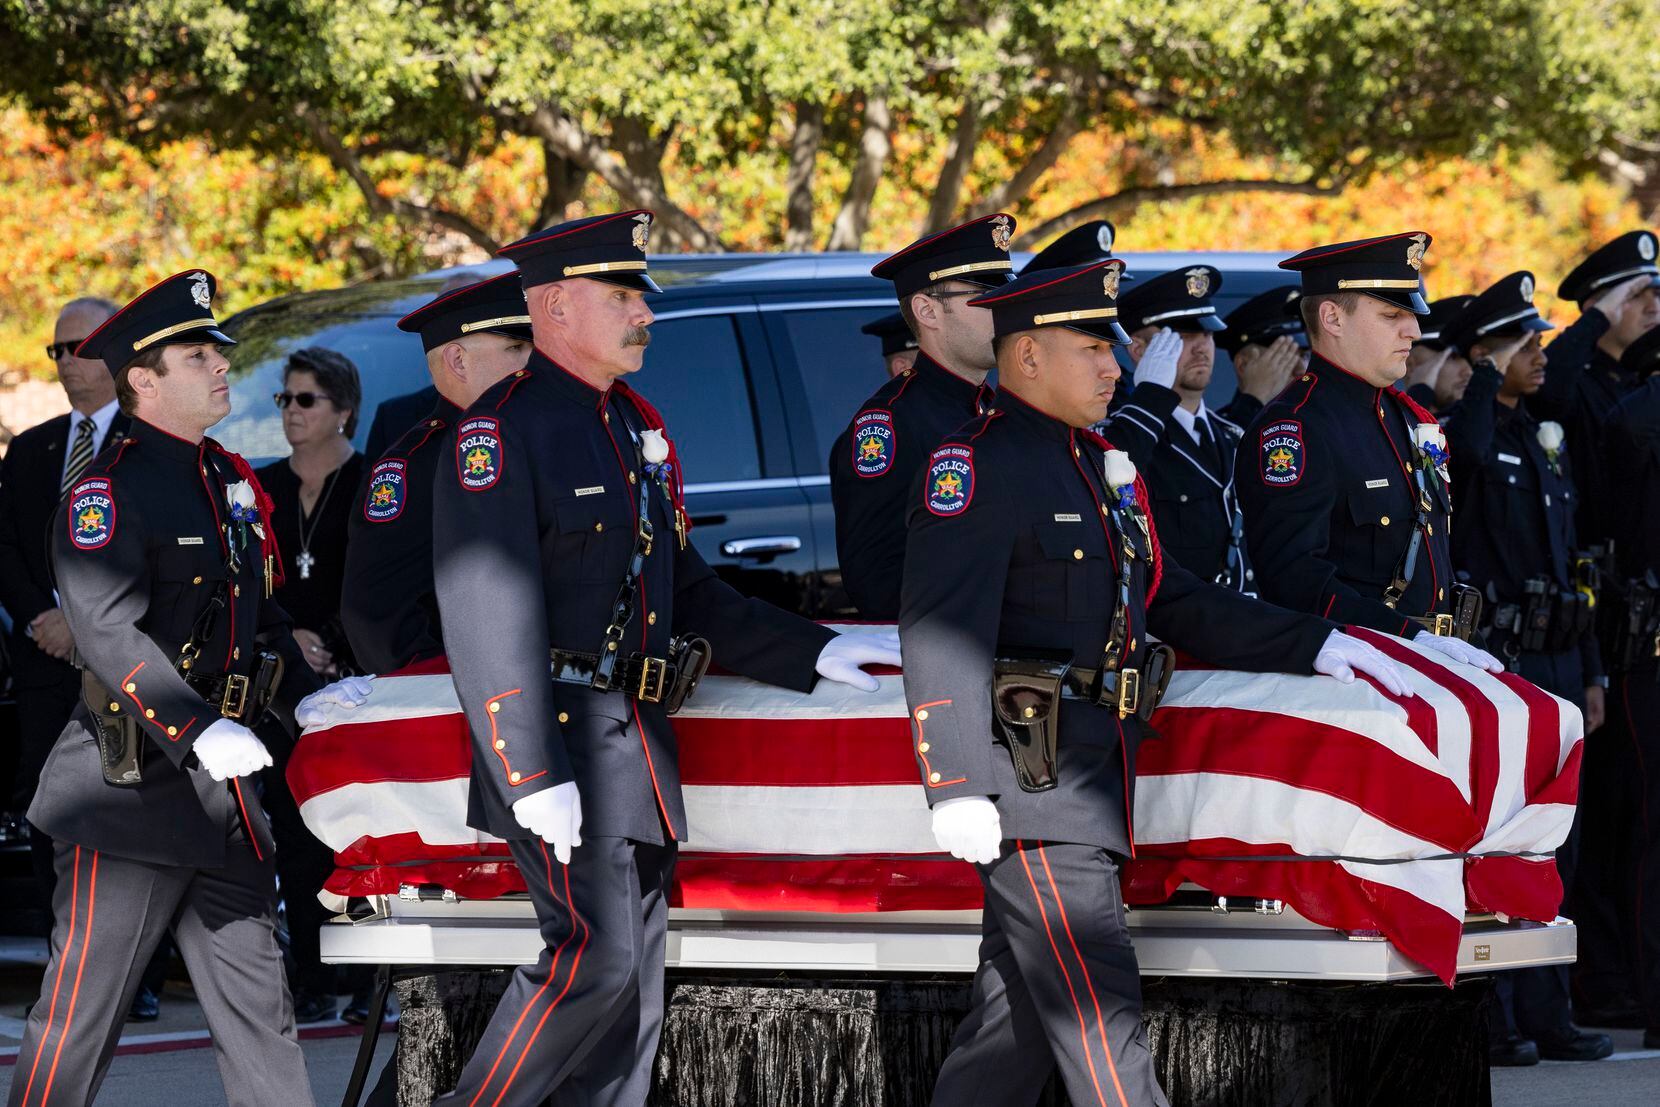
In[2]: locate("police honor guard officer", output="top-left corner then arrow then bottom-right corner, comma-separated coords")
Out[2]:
431,210 -> 899,1107
341,273 -> 532,675
1102,265 -> 1254,590
860,311 -> 919,378
1213,283 -> 1307,427
8,272 -> 372,1107
830,214 -> 1014,619
1440,272 -> 1614,1064
1236,232 -> 1504,670
901,259 -> 1413,1107
1584,326 -> 1660,1047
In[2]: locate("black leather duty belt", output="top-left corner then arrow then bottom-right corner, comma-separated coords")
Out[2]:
1052,648 -> 1176,721
549,635 -> 711,714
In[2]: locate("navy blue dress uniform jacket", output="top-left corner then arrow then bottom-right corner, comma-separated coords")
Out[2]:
31,419 -> 317,868
433,351 -> 835,845
341,398 -> 458,675
830,352 -> 994,619
1446,367 -> 1603,681
1103,382 -> 1253,590
1606,377 -> 1660,581
898,390 -> 1333,855
1236,354 -> 1455,637
1530,309 -> 1634,548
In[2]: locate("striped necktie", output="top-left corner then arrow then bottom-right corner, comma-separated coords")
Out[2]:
61,417 -> 97,493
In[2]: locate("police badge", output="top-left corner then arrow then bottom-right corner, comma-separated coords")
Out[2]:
189,271 -> 212,310
1406,233 -> 1428,271
990,215 -> 1012,253
632,213 -> 651,252
1641,233 -> 1657,262
1520,274 -> 1534,302
1185,268 -> 1210,299
1096,224 -> 1114,253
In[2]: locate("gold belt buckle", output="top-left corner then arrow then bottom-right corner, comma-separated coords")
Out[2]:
636,657 -> 669,703
220,673 -> 250,719
1115,667 -> 1142,720
1431,613 -> 1454,637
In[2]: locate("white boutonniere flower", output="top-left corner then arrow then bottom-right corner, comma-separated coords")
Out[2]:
1411,422 -> 1450,479
226,479 -> 264,538
639,428 -> 670,465
1537,420 -> 1564,473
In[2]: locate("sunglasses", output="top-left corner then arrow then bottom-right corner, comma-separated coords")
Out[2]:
273,391 -> 330,410
46,340 -> 90,362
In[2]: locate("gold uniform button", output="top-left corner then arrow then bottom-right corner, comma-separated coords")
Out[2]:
488,701 -> 501,714
233,585 -> 241,597
1100,504 -> 1109,515
167,726 -> 177,737
494,739 -> 506,751
929,772 -> 941,784
124,682 -> 136,693
430,419 -> 441,427
1426,523 -> 1434,536
192,575 -> 203,585
1439,588 -> 1446,600
1379,516 -> 1391,527
648,612 -> 657,625
515,370 -> 526,377
594,522 -> 604,533
916,709 -> 930,721
145,709 -> 155,719
603,412 -> 610,424
233,647 -> 240,661
1073,549 -> 1084,560
918,741 -> 930,753
1022,706 -> 1036,718
558,712 -> 570,724
509,771 -> 522,783
629,472 -> 638,484
108,702 -> 120,712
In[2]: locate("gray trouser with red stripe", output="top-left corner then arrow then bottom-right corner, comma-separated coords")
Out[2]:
7,834 -> 309,1107
435,835 -> 677,1107
933,841 -> 1168,1107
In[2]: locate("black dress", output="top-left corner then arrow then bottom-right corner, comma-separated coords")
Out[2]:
254,452 -> 365,676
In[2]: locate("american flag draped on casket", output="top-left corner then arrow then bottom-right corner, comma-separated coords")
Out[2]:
287,625 -> 1581,984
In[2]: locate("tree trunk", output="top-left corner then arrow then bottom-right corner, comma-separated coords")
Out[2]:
922,98 -> 984,235
784,101 -> 824,252
826,95 -> 892,252
970,101 -> 1084,220
533,142 -> 590,231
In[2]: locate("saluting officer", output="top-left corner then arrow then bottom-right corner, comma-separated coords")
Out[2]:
1403,294 -> 1477,416
1099,266 -> 1254,590
9,272 -> 369,1107
1213,283 -> 1307,427
830,214 -> 1015,619
901,259 -> 1413,1107
1529,230 -> 1660,547
1440,272 -> 1613,1065
1236,232 -> 1503,669
861,311 -> 919,379
1581,327 -> 1660,1048
340,273 -> 532,674
431,210 -> 899,1107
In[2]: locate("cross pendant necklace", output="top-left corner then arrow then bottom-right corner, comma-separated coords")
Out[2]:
296,550 -> 316,580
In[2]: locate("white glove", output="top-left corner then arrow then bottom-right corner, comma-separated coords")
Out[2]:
815,630 -> 902,693
192,718 -> 273,781
1414,630 -> 1505,673
1313,631 -> 1415,697
512,782 -> 583,864
294,675 -> 376,729
930,796 -> 1002,866
1133,328 -> 1183,391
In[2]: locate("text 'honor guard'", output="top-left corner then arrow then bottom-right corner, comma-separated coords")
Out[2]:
430,209 -> 899,1107
830,213 -> 1014,619
899,258 -> 1414,1107
1236,232 -> 1505,670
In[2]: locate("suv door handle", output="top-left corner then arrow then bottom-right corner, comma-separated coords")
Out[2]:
720,536 -> 803,558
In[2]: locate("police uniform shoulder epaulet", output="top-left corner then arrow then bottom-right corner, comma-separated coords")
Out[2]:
389,412 -> 451,457
486,367 -> 534,411
1274,371 -> 1319,415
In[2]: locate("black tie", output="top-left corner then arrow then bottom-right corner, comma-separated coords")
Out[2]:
1193,416 -> 1221,478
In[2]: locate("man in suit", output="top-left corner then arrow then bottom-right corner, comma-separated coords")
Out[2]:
0,297 -> 127,906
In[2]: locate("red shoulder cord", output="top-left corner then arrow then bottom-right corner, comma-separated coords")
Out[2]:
612,381 -> 691,534
213,445 -> 287,588
1080,429 -> 1164,603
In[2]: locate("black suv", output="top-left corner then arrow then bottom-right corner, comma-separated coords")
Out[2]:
217,251 -> 1290,619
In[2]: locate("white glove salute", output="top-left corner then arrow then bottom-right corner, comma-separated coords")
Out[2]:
193,718 -> 273,781
815,629 -> 902,693
294,675 -> 376,729
1413,631 -> 1505,673
1313,631 -> 1415,697
1132,328 -> 1183,391
513,782 -> 584,864
931,796 -> 1002,866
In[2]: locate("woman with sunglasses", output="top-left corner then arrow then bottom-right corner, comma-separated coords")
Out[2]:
255,348 -> 365,683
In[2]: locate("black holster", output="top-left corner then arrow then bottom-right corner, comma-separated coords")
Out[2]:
82,669 -> 143,788
991,659 -> 1066,793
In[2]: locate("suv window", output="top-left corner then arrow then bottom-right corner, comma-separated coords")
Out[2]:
630,313 -> 762,483
770,305 -> 894,473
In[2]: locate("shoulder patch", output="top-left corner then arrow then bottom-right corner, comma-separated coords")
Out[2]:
851,409 -> 896,478
925,445 -> 975,517
363,458 -> 409,522
1259,420 -> 1305,487
455,416 -> 504,492
67,476 -> 117,550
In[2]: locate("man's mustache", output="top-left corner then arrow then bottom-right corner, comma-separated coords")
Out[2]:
623,326 -> 652,348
